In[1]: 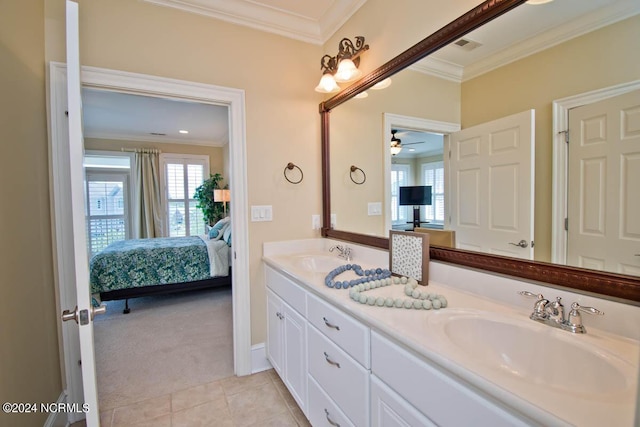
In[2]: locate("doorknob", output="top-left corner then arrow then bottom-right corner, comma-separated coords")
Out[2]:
62,305 -> 107,325
91,305 -> 107,319
62,306 -> 79,323
509,240 -> 529,248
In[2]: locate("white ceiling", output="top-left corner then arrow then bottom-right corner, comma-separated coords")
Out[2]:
82,89 -> 229,146
83,0 -> 639,147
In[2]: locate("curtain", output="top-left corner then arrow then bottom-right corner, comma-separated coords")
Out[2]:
133,150 -> 163,238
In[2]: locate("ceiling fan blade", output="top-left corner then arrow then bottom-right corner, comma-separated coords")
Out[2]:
402,141 -> 426,146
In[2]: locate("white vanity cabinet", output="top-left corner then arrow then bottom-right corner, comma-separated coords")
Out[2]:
307,292 -> 371,427
371,332 -> 532,427
370,376 -> 436,427
265,266 -> 308,415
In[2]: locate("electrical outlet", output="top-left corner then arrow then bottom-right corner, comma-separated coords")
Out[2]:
312,214 -> 321,230
330,214 -> 337,229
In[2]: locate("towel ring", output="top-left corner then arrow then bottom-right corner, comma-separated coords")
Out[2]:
350,165 -> 366,185
284,162 -> 303,184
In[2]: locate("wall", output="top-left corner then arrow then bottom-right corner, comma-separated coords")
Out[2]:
323,0 -> 483,77
0,1 -> 63,426
44,0 -> 324,347
461,15 -> 640,262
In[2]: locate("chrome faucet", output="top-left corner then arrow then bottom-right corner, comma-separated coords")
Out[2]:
329,245 -> 352,262
519,291 -> 604,334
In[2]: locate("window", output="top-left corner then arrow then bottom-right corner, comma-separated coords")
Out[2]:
160,154 -> 209,237
391,163 -> 411,224
422,161 -> 445,225
85,172 -> 130,258
84,153 -> 132,258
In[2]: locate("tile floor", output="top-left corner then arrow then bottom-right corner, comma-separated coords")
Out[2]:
73,369 -> 310,427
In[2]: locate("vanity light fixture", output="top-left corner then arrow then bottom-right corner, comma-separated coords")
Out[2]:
371,78 -> 392,90
390,129 -> 403,156
315,36 -> 369,93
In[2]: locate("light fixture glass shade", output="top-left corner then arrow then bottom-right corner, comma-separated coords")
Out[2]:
526,0 -> 553,4
354,91 -> 368,99
390,145 -> 402,156
334,58 -> 362,83
315,73 -> 340,93
371,78 -> 392,90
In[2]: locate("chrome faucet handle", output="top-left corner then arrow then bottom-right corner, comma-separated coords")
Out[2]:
519,291 -> 549,318
519,291 -> 541,299
566,302 -> 604,333
329,245 -> 345,257
546,297 -> 565,323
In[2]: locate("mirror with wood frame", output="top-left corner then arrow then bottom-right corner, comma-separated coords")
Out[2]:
320,0 -> 640,303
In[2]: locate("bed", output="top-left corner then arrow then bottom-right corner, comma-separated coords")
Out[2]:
90,235 -> 231,313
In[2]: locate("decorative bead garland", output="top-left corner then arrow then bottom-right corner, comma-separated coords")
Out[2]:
324,265 -> 448,311
324,264 -> 392,289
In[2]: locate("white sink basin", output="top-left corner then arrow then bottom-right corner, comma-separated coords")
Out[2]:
291,254 -> 346,273
429,310 -> 635,397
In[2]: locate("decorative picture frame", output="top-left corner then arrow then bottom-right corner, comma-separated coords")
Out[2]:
389,230 -> 430,285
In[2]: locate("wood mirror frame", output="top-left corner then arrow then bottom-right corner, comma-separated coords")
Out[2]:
320,0 -> 640,303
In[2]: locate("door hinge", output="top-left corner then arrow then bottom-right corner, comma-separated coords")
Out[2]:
559,130 -> 569,143
564,217 -> 569,231
448,150 -> 451,159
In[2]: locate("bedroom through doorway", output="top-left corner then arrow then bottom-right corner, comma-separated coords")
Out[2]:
82,88 -> 235,411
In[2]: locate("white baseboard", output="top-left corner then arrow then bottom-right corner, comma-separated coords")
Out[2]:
251,343 -> 272,374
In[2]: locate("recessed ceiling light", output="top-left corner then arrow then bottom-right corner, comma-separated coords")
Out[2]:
179,130 -> 189,134
408,148 -> 415,152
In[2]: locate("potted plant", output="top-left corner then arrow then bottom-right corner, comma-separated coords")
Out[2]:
194,173 -> 227,225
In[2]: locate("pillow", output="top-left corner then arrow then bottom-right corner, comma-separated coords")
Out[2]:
208,217 -> 230,240
223,225 -> 232,246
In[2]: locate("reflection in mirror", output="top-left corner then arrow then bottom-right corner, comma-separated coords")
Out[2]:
327,0 -> 640,278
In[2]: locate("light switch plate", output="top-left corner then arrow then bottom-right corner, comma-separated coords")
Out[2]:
251,205 -> 273,222
312,214 -> 321,230
368,202 -> 382,216
330,213 -> 337,229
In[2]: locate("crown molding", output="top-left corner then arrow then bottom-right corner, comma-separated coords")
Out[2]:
142,0 -> 366,45
409,57 -> 463,83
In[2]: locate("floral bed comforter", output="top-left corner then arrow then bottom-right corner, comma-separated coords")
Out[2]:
89,236 -> 229,294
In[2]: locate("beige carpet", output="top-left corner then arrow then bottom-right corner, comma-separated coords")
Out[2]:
93,287 -> 234,411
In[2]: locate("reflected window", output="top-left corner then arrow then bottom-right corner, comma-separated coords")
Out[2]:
422,161 -> 444,225
391,164 -> 411,224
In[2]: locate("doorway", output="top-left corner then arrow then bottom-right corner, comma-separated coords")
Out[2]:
551,80 -> 640,266
48,63 -> 251,421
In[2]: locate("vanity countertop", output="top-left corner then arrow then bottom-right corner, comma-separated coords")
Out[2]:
263,239 -> 639,427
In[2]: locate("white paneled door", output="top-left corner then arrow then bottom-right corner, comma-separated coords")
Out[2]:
449,110 -> 535,259
60,1 -> 102,425
567,89 -> 640,275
